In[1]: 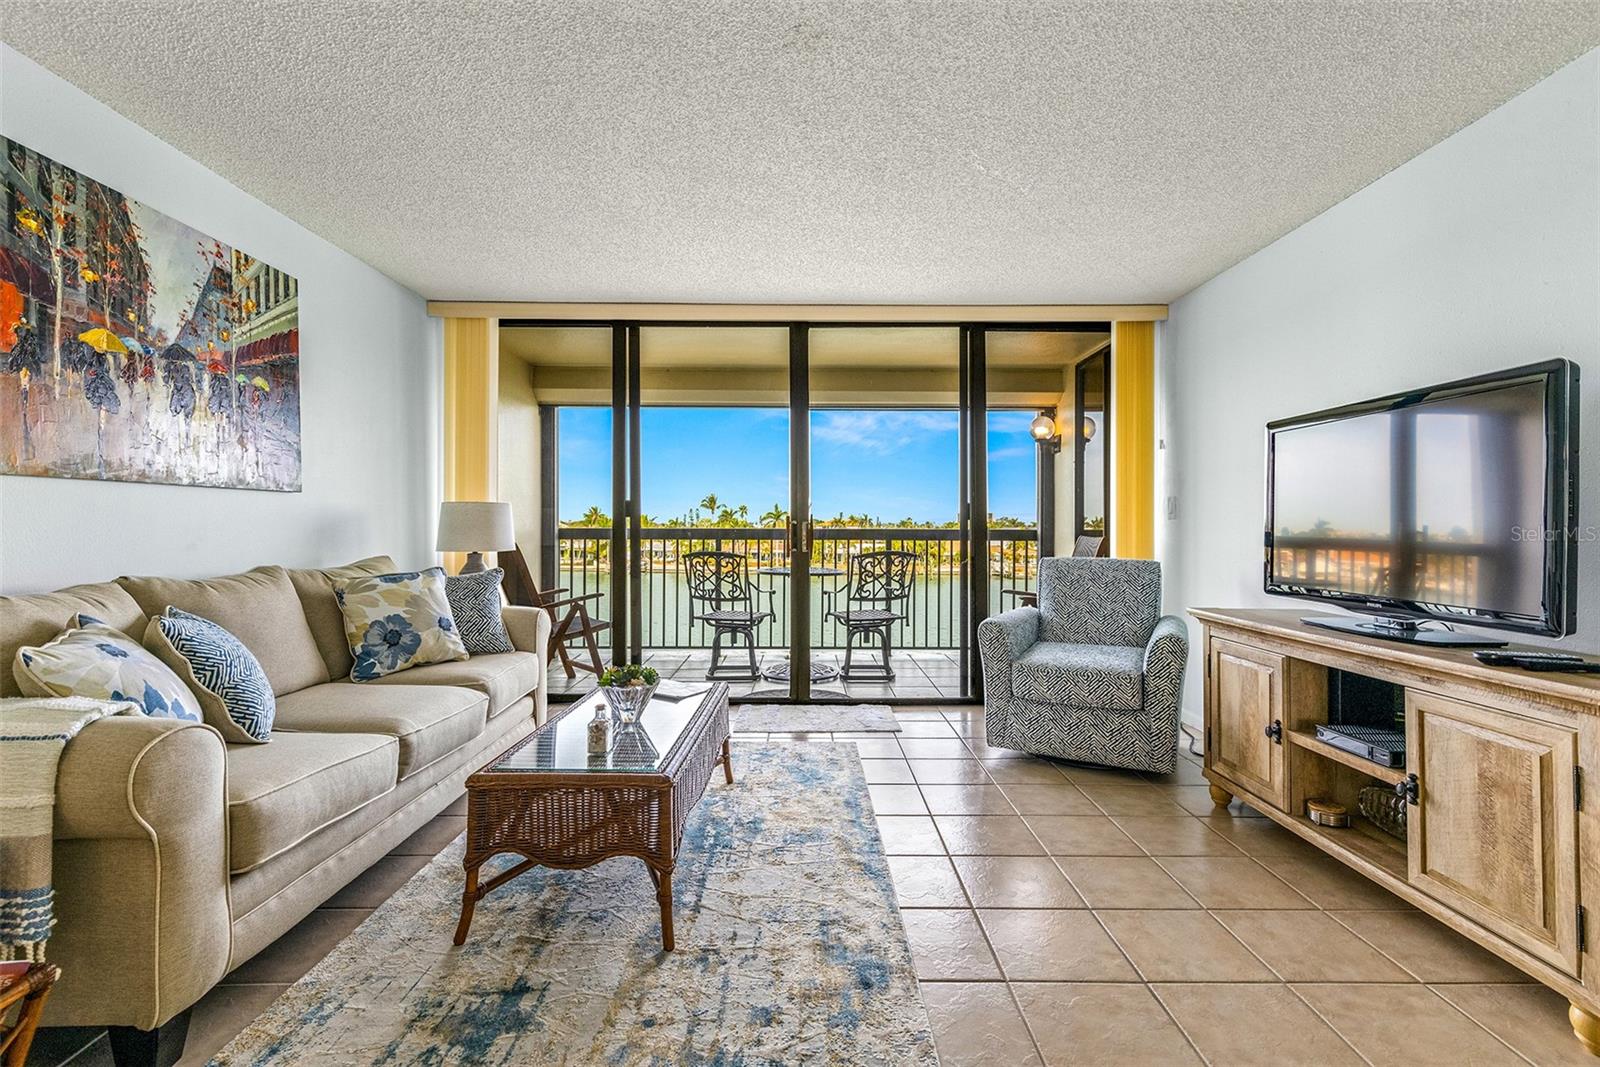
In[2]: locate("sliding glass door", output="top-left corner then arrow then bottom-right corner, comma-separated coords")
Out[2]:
515,318 -> 1108,703
627,326 -> 791,683
799,326 -> 968,700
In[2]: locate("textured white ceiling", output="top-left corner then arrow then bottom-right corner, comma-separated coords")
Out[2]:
6,2 -> 1597,304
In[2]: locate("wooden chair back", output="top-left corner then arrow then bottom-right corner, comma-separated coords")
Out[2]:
1072,534 -> 1106,558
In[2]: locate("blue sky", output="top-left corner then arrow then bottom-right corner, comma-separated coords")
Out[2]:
557,407 -> 1039,524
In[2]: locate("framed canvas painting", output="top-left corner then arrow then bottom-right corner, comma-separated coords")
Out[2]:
0,136 -> 302,491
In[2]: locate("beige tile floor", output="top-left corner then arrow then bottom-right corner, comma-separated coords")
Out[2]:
833,708 -> 1590,1067
31,706 -> 1593,1066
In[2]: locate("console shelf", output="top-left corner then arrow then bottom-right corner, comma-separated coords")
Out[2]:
1288,811 -> 1407,880
1286,727 -> 1407,786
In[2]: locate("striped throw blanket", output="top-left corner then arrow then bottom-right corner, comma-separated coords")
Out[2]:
0,696 -> 135,961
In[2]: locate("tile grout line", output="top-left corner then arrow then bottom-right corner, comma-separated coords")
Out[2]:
1083,903 -> 1210,1064
906,737 -> 1050,1067
1274,982 -> 1380,1067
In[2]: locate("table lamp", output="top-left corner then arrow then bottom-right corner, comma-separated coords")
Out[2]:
437,501 -> 515,574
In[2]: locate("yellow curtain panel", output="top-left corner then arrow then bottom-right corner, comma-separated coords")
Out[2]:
1111,321 -> 1155,559
442,317 -> 500,572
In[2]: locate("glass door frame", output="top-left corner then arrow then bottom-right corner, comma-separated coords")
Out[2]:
511,317 -> 1111,704
1073,346 -> 1112,545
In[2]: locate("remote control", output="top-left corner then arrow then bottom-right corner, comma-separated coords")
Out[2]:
1519,661 -> 1600,673
1474,650 -> 1586,667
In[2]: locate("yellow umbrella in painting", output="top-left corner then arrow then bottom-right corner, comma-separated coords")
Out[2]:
250,376 -> 270,391
77,328 -> 128,355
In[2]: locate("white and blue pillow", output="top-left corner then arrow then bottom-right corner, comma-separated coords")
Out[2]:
13,614 -> 201,722
146,608 -> 275,744
333,567 -> 469,680
444,568 -> 515,655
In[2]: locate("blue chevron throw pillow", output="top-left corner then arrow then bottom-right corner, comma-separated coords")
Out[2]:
148,608 -> 275,743
444,568 -> 515,655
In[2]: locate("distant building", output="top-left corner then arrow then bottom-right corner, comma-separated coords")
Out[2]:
0,137 -> 150,345
231,249 -> 298,370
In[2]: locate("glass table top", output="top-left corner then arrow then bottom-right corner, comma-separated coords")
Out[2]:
490,680 -> 720,774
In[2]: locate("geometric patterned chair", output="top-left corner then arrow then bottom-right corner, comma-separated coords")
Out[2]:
977,557 -> 1187,773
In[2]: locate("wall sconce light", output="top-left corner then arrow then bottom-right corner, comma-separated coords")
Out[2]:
1030,413 -> 1061,452
1082,414 -> 1097,442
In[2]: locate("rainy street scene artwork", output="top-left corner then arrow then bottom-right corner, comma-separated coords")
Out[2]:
1,137 -> 301,491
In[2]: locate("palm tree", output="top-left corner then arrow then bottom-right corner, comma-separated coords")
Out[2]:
578,505 -> 609,527
760,504 -> 788,528
699,493 -> 721,514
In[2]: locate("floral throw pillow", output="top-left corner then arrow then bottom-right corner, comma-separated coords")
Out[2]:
333,567 -> 469,681
14,614 -> 202,722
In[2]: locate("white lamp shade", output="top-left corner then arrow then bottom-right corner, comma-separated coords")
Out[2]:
437,501 -> 515,553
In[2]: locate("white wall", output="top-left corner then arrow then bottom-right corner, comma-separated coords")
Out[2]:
0,45 -> 441,593
1165,48 -> 1600,726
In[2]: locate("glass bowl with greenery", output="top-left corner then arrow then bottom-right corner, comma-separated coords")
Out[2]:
599,664 -> 659,724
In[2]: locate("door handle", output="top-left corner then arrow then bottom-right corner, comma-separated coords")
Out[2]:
1395,772 -> 1420,806
791,519 -> 814,555
1264,720 -> 1283,744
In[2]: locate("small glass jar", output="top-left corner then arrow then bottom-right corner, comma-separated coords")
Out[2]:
586,706 -> 611,754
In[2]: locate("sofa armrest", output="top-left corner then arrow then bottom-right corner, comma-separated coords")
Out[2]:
502,605 -> 553,725
977,607 -> 1041,701
1142,614 -> 1189,718
46,716 -> 231,1030
501,604 -> 552,657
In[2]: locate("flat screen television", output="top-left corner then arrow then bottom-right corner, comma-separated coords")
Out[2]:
1264,359 -> 1580,646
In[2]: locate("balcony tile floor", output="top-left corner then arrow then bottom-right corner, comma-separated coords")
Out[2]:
547,647 -> 969,701
30,709 -> 1585,1067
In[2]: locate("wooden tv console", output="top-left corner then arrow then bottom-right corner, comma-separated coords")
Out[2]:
1196,608 -> 1600,1057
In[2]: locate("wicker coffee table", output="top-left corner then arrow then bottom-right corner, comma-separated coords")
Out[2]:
453,682 -> 731,951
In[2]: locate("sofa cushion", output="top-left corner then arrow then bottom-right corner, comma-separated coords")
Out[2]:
1013,642 -> 1145,710
272,681 -> 487,780
286,555 -> 399,682
118,566 -> 329,696
0,582 -> 147,697
355,651 -> 540,719
226,731 -> 398,873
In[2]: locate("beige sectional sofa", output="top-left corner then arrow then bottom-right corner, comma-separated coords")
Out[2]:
0,555 -> 550,1058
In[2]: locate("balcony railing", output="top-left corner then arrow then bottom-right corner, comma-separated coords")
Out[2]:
1272,536 -> 1489,604
554,526 -> 1038,651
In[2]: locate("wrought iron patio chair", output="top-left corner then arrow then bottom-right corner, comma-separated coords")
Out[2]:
1000,533 -> 1106,609
683,550 -> 774,681
825,549 -> 917,681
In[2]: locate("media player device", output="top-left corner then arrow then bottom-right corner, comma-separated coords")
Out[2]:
1314,723 -> 1406,769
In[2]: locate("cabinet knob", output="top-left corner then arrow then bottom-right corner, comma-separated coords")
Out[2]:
1264,720 -> 1283,743
1395,773 -> 1419,806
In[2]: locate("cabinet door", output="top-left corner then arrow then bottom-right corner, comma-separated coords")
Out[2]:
1207,638 -> 1286,808
1407,690 -> 1581,976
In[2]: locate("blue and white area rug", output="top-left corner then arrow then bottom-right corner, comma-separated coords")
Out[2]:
731,702 -> 900,733
212,743 -> 936,1066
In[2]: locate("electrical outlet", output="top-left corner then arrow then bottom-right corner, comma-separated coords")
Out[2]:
1166,495 -> 1178,520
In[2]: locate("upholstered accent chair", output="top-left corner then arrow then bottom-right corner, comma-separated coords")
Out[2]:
977,557 -> 1188,773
